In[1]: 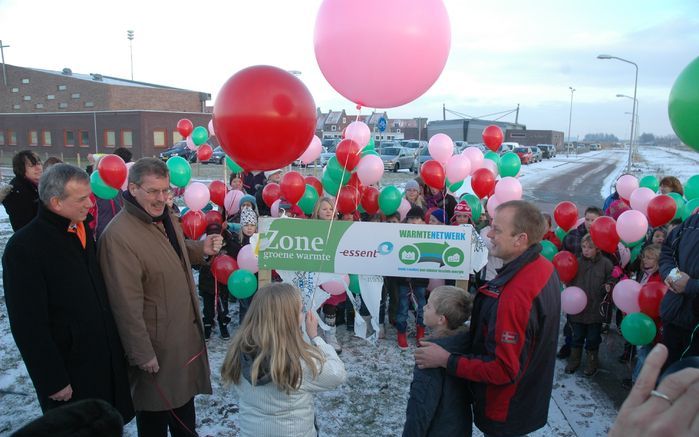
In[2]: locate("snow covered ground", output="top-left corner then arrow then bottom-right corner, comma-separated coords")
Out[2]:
2,146 -> 696,436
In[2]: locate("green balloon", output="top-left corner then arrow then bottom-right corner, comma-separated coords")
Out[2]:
540,240 -> 558,261
668,192 -> 686,220
322,171 -> 340,196
348,274 -> 361,295
683,198 -> 699,220
623,236 -> 645,248
167,156 -> 192,187
361,147 -> 379,157
446,178 -> 463,192
620,312 -> 657,346
297,185 -> 319,215
484,151 -> 501,167
228,269 -> 257,299
326,156 -> 351,185
684,175 -> 699,200
460,193 -> 482,222
367,137 -> 375,148
630,243 -> 643,264
90,171 -> 118,200
668,56 -> 699,152
226,156 -> 244,173
639,175 -> 660,193
498,152 -> 521,178
554,227 -> 568,242
378,185 -> 402,215
191,126 -> 209,146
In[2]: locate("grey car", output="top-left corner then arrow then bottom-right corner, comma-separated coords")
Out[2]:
380,146 -> 413,172
537,144 -> 557,158
530,146 -> 543,163
411,146 -> 431,173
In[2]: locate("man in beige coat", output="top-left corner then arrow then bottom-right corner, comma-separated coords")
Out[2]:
98,158 -> 222,436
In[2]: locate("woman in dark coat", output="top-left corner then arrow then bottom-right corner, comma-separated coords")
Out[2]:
2,150 -> 43,231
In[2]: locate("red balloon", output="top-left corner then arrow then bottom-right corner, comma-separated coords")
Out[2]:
638,282 -> 668,319
347,172 -> 364,194
420,160 -> 446,190
304,176 -> 323,199
205,210 -> 223,226
554,201 -> 579,232
177,118 -> 194,138
210,254 -> 238,284
197,144 -> 213,162
97,154 -> 127,189
589,216 -> 619,254
209,181 -> 226,207
262,182 -> 281,207
647,195 -> 677,227
213,66 -> 316,171
337,186 -> 360,214
471,168 -> 496,199
361,186 -> 380,215
482,125 -> 504,152
553,251 -> 578,283
280,171 -> 306,204
335,139 -> 361,171
181,210 -> 207,240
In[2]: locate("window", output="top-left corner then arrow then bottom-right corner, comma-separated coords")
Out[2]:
173,132 -> 183,144
104,129 -> 116,148
78,130 -> 90,147
29,130 -> 38,146
84,101 -> 94,108
8,130 -> 17,145
121,130 -> 133,148
64,130 -> 75,147
331,125 -> 337,131
153,129 -> 166,148
0,131 -> 4,145
21,78 -> 30,84
71,93 -> 80,99
41,130 -> 52,146
13,104 -> 20,110
35,103 -> 44,109
342,117 -> 346,123
57,85 -> 67,91
47,94 -> 55,100
11,87 -> 18,93
23,96 -> 31,101
59,103 -> 68,109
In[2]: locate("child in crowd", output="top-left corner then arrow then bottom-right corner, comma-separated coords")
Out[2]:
228,207 -> 259,324
451,201 -> 473,226
566,234 -> 613,376
229,172 -> 244,192
404,179 -> 427,210
229,194 -> 259,223
542,213 -> 562,249
425,207 -> 446,225
402,286 -> 474,437
650,228 -> 667,246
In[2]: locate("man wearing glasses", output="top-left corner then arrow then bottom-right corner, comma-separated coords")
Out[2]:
98,158 -> 223,436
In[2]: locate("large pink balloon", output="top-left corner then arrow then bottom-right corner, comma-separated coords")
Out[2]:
428,134 -> 454,164
321,275 -> 350,296
237,244 -> 259,273
494,177 -> 522,202
629,187 -> 655,216
224,189 -> 245,216
299,135 -> 323,164
613,279 -> 642,314
616,210 -> 649,243
462,147 -> 484,171
616,174 -> 639,201
445,154 -> 472,183
314,0 -> 451,108
184,182 -> 211,211
120,162 -> 135,191
398,198 -> 411,221
562,287 -> 588,315
486,195 -> 501,218
345,121 -> 371,148
356,154 -> 384,186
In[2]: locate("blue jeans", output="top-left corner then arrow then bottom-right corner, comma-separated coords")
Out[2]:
632,344 -> 653,382
571,322 -> 602,350
396,284 -> 426,333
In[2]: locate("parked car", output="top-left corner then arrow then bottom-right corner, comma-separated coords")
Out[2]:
589,143 -> 601,151
514,146 -> 533,164
401,140 -> 427,157
498,142 -> 518,155
453,140 -> 468,153
379,146 -> 413,172
529,146 -> 543,163
537,144 -> 557,159
411,146 -> 431,173
159,141 -> 196,163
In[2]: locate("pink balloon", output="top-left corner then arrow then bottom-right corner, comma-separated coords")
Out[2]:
314,0 -> 451,108
481,158 -> 499,176
428,134 -> 454,164
462,147 -> 484,171
629,187 -> 655,216
616,210 -> 649,243
561,287 -> 588,315
345,121 -> 371,148
486,195 -> 501,218
299,135 -> 323,164
237,244 -> 259,273
224,189 -> 245,216
321,275 -> 350,296
184,182 -> 211,211
616,174 -> 639,201
494,177 -> 522,202
445,154 -> 472,183
398,198 -> 411,221
356,154 -> 384,186
208,119 -> 216,137
613,279 -> 642,314
185,135 -> 197,151
427,278 -> 445,292
270,199 -> 282,217
120,162 -> 135,191
618,242 -> 631,268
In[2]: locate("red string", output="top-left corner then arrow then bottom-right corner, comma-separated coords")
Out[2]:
149,376 -> 197,436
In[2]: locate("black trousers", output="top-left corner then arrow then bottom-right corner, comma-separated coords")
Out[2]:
201,293 -> 229,327
136,397 -> 197,437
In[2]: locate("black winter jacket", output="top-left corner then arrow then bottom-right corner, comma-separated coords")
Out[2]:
2,176 -> 39,231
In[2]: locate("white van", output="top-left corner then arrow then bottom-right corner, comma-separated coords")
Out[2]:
498,142 -> 519,155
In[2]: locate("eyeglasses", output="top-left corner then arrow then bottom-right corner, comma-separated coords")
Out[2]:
137,185 -> 172,197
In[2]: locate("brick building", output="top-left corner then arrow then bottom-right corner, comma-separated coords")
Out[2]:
315,109 -> 427,142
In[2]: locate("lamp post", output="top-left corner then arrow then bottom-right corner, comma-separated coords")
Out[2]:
598,54 -> 638,173
0,40 -> 9,87
567,86 -> 575,158
127,30 -> 134,80
617,93 -> 639,162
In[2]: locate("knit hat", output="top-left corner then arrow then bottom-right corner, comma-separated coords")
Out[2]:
239,194 -> 256,208
405,205 -> 425,221
404,179 -> 419,191
454,201 -> 472,217
240,207 -> 258,226
426,207 -> 446,224
264,169 -> 283,178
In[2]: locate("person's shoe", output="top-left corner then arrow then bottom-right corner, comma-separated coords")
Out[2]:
204,324 -> 212,341
584,350 -> 599,377
557,343 -> 571,359
324,328 -> 342,354
219,322 -> 230,340
416,325 -> 425,346
397,332 -> 408,350
565,347 -> 582,374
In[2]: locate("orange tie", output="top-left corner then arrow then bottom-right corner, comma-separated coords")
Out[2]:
67,222 -> 87,249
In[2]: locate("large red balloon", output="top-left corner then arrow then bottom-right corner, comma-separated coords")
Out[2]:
554,201 -> 579,232
177,118 -> 194,138
420,160 -> 446,190
361,186 -> 380,215
335,139 -> 361,171
262,182 -> 281,207
471,168 -> 496,199
638,282 -> 668,320
337,186 -> 360,214
211,255 -> 238,284
197,144 -> 213,162
553,251 -> 578,283
482,125 -> 504,152
181,210 -> 207,240
647,195 -> 677,227
97,155 -> 127,189
209,181 -> 226,207
590,216 -> 619,254
213,66 -> 316,171
280,171 -> 306,204
205,210 -> 223,226
304,176 -> 323,199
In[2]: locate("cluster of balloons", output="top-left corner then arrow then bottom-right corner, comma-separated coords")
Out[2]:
209,246 -> 259,300
90,154 -> 133,199
176,118 -> 217,161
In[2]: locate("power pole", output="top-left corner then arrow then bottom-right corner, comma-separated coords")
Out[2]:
1,40 -> 9,87
442,103 -> 446,121
515,103 -> 520,124
127,30 -> 134,80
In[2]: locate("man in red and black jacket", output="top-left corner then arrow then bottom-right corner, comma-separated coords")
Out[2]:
416,200 -> 561,437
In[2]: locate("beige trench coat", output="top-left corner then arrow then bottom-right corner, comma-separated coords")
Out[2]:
98,200 -> 212,411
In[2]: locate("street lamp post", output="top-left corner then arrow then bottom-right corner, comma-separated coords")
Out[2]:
617,93 -> 639,164
127,30 -> 134,80
598,54 -> 638,173
567,86 -> 575,158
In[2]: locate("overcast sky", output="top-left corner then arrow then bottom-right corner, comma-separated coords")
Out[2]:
1,0 -> 697,139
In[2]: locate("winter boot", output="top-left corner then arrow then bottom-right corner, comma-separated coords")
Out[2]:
323,313 -> 342,354
397,332 -> 408,350
584,350 -> 599,377
219,320 -> 230,340
204,324 -> 212,341
565,347 -> 582,374
416,325 -> 425,346
378,324 -> 386,339
557,343 -> 571,359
